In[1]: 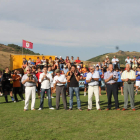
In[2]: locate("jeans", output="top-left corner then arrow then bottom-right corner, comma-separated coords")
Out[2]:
69,87 -> 81,109
113,63 -> 120,69
59,64 -> 64,69
39,88 -> 52,109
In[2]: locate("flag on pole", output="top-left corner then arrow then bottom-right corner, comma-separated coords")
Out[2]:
22,40 -> 33,49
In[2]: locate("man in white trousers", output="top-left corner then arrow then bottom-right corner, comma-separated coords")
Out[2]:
21,66 -> 38,111
86,66 -> 101,111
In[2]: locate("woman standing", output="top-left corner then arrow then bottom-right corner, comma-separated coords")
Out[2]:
53,69 -> 67,110
65,56 -> 71,69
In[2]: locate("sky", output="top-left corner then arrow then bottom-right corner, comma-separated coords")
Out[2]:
0,0 -> 140,60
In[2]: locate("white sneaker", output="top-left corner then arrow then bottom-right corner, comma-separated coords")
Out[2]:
14,101 -> 16,103
38,108 -> 42,110
51,96 -> 54,98
49,107 -> 54,110
46,96 -> 48,99
84,93 -> 86,96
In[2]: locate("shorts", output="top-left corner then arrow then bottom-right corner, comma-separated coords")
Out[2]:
51,82 -> 54,88
84,84 -> 88,88
37,83 -> 41,91
117,82 -> 123,88
99,81 -> 101,87
136,81 -> 140,87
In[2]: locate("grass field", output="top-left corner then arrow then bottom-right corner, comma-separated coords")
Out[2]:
0,91 -> 140,140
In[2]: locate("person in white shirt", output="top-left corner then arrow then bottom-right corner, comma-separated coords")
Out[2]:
86,66 -> 101,111
125,56 -> 132,66
112,56 -> 120,69
38,67 -> 54,110
41,56 -> 47,69
53,69 -> 67,110
132,56 -> 137,68
28,58 -> 32,65
121,64 -> 136,111
21,66 -> 38,111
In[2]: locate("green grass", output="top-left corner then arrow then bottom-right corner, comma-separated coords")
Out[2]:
0,91 -> 140,140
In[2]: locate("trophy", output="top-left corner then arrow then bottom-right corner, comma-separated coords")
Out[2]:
27,74 -> 33,80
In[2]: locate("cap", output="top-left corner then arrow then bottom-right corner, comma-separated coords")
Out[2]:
114,55 -> 116,57
96,64 -> 99,67
83,65 -> 85,67
55,69 -> 60,73
60,56 -> 62,58
77,66 -> 80,69
55,56 -> 57,58
106,56 -> 108,58
64,65 -> 67,67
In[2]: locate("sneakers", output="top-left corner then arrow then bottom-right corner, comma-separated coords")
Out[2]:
31,109 -> 36,111
84,93 -> 86,96
14,101 -> 16,103
38,108 -> 42,110
49,107 -> 55,110
46,96 -> 48,99
51,96 -> 54,98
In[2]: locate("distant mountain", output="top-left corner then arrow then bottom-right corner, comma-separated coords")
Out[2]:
0,44 -> 40,55
87,50 -> 140,65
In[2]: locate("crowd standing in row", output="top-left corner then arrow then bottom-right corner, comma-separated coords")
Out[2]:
0,55 -> 140,111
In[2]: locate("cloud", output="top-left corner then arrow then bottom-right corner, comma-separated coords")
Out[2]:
0,0 -> 140,48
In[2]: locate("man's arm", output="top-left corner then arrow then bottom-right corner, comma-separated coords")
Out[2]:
75,75 -> 80,82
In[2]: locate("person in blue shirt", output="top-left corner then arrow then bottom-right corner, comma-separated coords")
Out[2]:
96,66 -> 102,96
116,68 -> 123,95
135,67 -> 140,95
83,68 -> 89,96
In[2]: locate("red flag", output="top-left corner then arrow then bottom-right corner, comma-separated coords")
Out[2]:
22,40 -> 33,49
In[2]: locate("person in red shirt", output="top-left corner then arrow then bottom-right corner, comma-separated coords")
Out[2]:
75,57 -> 81,66
36,67 -> 42,99
36,57 -> 42,66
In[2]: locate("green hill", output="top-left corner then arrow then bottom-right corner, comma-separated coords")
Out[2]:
0,43 -> 40,55
87,50 -> 140,65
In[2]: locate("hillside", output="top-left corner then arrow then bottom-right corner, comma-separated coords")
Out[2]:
0,43 -> 40,70
87,50 -> 140,65
0,44 -> 40,55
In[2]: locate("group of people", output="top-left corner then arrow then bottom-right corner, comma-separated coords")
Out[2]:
0,55 -> 139,111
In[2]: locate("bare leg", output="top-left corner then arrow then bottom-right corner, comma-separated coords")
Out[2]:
135,86 -> 138,95
121,87 -> 123,95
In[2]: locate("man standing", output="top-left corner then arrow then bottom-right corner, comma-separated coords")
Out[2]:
2,67 -> 15,103
121,64 -> 136,111
38,67 -> 54,110
21,66 -> 38,111
86,67 -> 101,111
112,56 -> 120,69
104,64 -> 120,110
53,69 -> 67,110
125,56 -> 132,66
67,65 -> 82,111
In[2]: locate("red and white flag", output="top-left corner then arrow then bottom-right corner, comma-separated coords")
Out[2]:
22,40 -> 33,49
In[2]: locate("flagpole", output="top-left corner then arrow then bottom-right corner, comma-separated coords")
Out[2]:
22,40 -> 23,60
